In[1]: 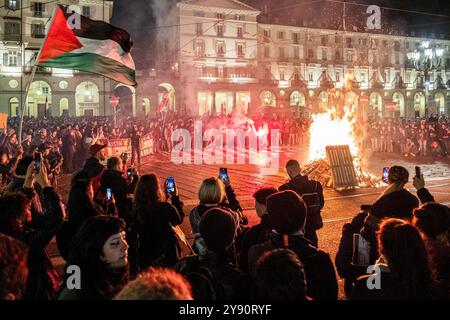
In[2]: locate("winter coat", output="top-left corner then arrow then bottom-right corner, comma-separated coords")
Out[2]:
9,187 -> 65,300
248,234 -> 338,300
135,195 -> 184,270
189,185 -> 244,255
239,214 -> 272,275
83,156 -> 105,192
175,252 -> 250,300
99,169 -> 136,225
279,175 -> 325,246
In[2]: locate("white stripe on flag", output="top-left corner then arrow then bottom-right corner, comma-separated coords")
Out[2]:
72,38 -> 135,70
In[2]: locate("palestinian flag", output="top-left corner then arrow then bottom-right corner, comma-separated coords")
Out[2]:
37,5 -> 136,86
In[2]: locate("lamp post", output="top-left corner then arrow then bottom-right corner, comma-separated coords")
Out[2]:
407,41 -> 445,118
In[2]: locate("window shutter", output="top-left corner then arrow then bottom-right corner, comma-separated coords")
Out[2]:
3,53 -> 8,66
18,51 -> 22,67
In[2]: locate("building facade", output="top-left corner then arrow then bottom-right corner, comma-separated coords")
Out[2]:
142,0 -> 450,119
0,0 -> 115,118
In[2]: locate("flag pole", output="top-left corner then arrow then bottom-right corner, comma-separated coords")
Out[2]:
18,64 -> 37,143
19,5 -> 58,142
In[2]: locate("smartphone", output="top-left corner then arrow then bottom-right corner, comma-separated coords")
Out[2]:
167,177 -> 175,194
127,168 -> 133,176
382,167 -> 389,183
106,188 -> 112,201
415,166 -> 421,178
219,168 -> 229,182
34,152 -> 42,172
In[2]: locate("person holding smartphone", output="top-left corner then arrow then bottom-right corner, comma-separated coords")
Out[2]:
132,174 -> 184,271
189,169 -> 247,256
99,156 -> 138,227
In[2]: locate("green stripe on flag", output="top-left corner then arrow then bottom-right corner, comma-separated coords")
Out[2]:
38,52 -> 136,86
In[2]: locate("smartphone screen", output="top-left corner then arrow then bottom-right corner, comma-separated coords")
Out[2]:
34,152 -> 41,172
415,166 -> 421,178
106,188 -> 112,200
127,168 -> 132,176
167,177 -> 175,193
382,167 -> 389,183
219,168 -> 228,182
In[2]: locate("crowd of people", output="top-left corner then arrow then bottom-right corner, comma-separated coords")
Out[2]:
0,112 -> 449,300
366,116 -> 450,158
0,144 -> 448,300
0,113 -> 311,187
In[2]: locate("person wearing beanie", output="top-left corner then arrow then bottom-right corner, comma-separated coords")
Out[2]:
239,187 -> 278,274
82,143 -> 107,194
175,207 -> 249,300
248,190 -> 338,300
360,166 -> 436,266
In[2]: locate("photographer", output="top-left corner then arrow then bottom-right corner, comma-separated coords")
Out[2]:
99,156 -> 138,227
0,158 -> 65,300
133,174 -> 184,270
38,143 -> 62,189
189,175 -> 246,256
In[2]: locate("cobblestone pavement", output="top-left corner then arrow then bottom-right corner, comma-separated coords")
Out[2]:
49,147 -> 450,299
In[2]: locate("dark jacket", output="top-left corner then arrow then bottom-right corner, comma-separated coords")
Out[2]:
360,188 -> 433,265
175,252 -> 250,300
10,187 -> 65,300
83,156 -> 104,179
135,195 -> 184,270
279,175 -> 324,246
239,214 -> 272,274
83,157 -> 105,193
425,238 -> 450,298
100,169 -> 137,225
248,234 -> 338,300
56,202 -> 109,261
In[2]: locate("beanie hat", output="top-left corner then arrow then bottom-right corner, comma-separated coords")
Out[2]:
89,143 -> 107,156
199,208 -> 238,252
388,166 -> 409,184
267,190 -> 307,235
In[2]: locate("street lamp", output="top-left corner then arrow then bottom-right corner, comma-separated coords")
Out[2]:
407,41 -> 445,117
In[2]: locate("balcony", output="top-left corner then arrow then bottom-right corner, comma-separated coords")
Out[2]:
32,33 -> 45,39
3,34 -> 20,41
33,11 -> 44,18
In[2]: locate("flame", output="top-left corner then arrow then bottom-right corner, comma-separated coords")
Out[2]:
309,106 -> 358,160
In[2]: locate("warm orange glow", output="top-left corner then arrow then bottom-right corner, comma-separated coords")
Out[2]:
309,106 -> 358,160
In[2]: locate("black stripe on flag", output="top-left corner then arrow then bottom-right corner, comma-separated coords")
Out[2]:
59,4 -> 133,53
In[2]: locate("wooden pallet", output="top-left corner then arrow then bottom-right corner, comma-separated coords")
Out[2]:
326,145 -> 358,189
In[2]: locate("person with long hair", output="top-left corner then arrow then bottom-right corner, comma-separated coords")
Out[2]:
56,170 -> 117,260
133,174 -> 184,270
352,218 -> 436,300
58,216 -> 129,300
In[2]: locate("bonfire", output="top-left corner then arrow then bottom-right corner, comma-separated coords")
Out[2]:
303,106 -> 381,188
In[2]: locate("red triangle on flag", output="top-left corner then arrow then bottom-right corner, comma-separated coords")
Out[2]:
38,6 -> 83,63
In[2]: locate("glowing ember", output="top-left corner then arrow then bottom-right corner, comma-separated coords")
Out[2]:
309,106 -> 358,160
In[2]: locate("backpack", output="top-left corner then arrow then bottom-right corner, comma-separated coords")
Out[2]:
176,256 -> 227,300
294,181 -> 323,231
